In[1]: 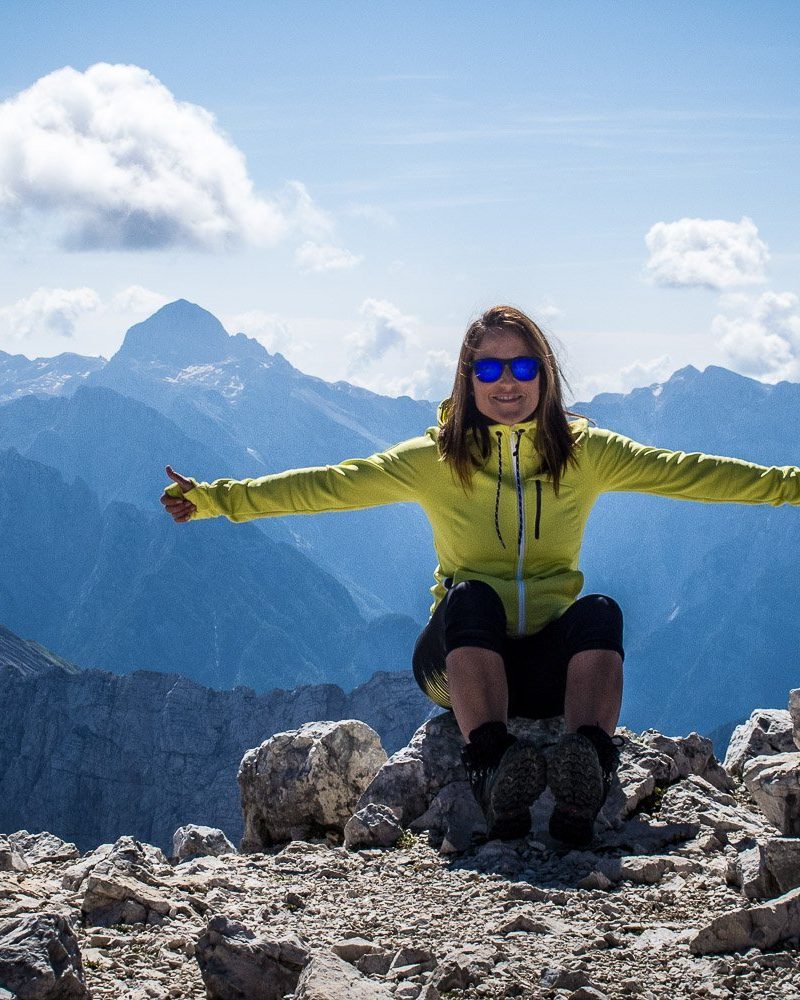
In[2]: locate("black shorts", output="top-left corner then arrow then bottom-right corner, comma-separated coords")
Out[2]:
412,579 -> 624,720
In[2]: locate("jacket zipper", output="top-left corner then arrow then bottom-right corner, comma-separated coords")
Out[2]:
535,479 -> 542,539
512,431 -> 526,635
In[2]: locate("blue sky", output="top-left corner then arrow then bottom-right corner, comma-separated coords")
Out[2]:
1,0 -> 798,401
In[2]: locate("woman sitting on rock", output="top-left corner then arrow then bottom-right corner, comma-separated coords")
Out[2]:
161,304 -> 800,848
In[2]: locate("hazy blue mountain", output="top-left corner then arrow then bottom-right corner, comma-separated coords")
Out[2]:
0,448 -> 420,692
0,349 -> 105,403
575,365 -> 800,734
89,300 -> 438,621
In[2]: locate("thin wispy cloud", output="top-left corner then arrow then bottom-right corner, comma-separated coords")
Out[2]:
294,241 -> 363,272
643,216 -> 769,290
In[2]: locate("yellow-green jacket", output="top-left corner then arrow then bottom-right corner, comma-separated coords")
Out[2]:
163,402 -> 800,636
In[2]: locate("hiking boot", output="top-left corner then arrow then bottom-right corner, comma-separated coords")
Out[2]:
461,736 -> 548,840
547,725 -> 624,848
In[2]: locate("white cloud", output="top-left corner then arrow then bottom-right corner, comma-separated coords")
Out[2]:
571,354 -> 675,401
380,349 -> 457,401
0,286 -> 101,341
643,216 -> 769,290
0,63 -> 336,252
536,301 -> 564,323
294,241 -> 363,273
111,284 -> 169,315
345,298 -> 416,372
226,309 -> 306,355
712,289 -> 800,381
0,283 -> 172,356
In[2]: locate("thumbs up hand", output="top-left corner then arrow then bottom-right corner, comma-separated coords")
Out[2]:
161,465 -> 197,523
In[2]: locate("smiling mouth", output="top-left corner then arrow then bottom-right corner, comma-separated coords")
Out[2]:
492,395 -> 522,402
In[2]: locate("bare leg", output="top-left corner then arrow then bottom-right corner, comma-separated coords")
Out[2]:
564,649 -> 623,735
446,646 -> 508,741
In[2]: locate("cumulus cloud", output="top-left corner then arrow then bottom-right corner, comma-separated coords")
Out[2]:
0,284 -> 173,355
226,309 -> 303,355
572,354 -> 675,401
644,216 -> 769,290
111,284 -> 169,315
345,299 -> 416,372
712,290 -> 800,382
381,349 -> 457,401
0,286 -> 102,341
294,241 -> 363,273
0,63 -> 339,253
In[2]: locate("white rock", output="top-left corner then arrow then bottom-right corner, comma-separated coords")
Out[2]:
690,885 -> 800,954
724,710 -> 795,777
743,752 -> 800,835
238,720 -> 387,849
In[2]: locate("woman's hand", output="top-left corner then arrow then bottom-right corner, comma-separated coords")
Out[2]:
161,465 -> 197,523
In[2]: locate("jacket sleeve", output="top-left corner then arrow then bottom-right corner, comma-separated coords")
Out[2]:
583,426 -> 800,506
161,436 -> 427,522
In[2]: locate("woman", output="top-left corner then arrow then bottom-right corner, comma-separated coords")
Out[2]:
161,304 -> 800,848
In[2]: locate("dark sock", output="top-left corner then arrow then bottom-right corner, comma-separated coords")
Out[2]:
465,720 -> 515,768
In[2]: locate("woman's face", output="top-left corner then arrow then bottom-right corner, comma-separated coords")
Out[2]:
470,328 -> 541,426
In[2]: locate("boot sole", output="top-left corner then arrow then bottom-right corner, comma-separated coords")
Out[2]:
547,733 -> 604,846
486,742 -> 547,840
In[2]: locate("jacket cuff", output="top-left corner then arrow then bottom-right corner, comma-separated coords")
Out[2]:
163,479 -> 216,519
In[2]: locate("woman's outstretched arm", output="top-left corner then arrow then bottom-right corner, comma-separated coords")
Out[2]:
161,435 -> 431,522
582,426 -> 800,506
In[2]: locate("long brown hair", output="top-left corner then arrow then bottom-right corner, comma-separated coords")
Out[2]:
438,305 -> 587,494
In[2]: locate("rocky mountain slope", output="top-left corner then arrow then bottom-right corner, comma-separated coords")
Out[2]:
2,693 -> 800,999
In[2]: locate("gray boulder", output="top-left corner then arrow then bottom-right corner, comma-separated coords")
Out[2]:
5,832 -> 79,866
730,838 -> 800,900
743,752 -> 800,835
343,803 -> 403,850
194,914 -> 309,1000
358,712 -> 564,849
724,709 -> 795,777
238,720 -> 387,850
690,885 -> 800,954
0,911 -> 87,999
790,689 -> 800,750
173,824 -> 237,861
294,950 -> 394,999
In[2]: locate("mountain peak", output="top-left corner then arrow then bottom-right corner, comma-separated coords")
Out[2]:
115,299 -> 232,367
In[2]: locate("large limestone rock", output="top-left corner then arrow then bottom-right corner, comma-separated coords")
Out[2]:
690,886 -> 800,954
790,689 -> 800,750
194,914 -> 309,1000
62,836 -> 171,892
743,752 -> 800,835
5,831 -> 79,866
659,774 -> 768,835
173,824 -> 237,861
0,911 -> 87,998
723,709 -> 795,777
293,950 -> 394,999
238,720 -> 387,850
639,731 -> 734,791
730,838 -> 800,900
357,712 -> 565,851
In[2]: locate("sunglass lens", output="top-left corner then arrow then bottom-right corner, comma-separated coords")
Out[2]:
473,358 -> 503,382
510,357 -> 539,380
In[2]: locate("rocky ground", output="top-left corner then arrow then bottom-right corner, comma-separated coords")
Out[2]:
2,694 -> 800,1000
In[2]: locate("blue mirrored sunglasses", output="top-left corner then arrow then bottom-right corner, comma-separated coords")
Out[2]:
470,356 -> 540,383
